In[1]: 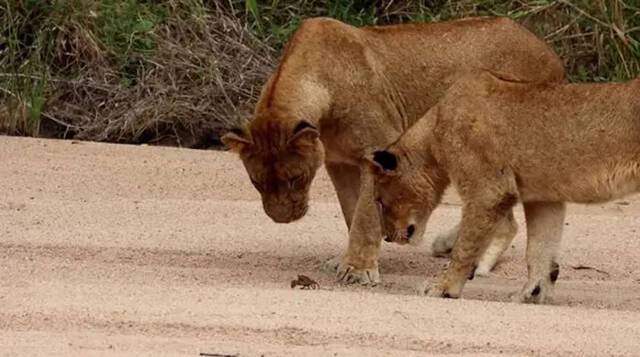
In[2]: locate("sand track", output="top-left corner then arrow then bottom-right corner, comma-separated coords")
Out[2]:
1,136 -> 640,356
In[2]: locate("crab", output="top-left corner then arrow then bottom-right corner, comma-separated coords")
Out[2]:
290,274 -> 319,289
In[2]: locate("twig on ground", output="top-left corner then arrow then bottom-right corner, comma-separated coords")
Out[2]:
570,265 -> 610,276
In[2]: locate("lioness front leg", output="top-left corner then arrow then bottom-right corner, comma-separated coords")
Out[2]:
335,168 -> 382,285
516,202 -> 565,304
427,192 -> 517,298
322,162 -> 361,273
325,162 -> 360,229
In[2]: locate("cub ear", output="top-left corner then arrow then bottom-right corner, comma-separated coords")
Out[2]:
221,127 -> 252,153
287,120 -> 319,147
366,150 -> 399,175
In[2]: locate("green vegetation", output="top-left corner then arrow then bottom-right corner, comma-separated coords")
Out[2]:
1,0 -> 639,145
0,0 -> 273,145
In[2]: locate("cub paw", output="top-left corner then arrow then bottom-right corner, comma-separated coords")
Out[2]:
515,280 -> 553,304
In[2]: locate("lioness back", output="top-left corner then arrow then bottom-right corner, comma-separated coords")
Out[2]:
265,16 -> 566,130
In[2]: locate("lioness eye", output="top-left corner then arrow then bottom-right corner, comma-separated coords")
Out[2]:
250,178 -> 262,192
289,174 -> 305,190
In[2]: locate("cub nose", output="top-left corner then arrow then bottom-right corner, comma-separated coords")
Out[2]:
407,224 -> 415,240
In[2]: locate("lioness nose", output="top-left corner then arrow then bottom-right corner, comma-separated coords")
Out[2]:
407,225 -> 415,239
263,199 -> 307,223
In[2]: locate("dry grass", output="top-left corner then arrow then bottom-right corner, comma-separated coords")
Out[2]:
49,1 -> 274,147
0,0 -> 638,147
248,0 -> 640,81
1,0 -> 274,147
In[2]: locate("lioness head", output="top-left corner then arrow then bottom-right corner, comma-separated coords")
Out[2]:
222,118 -> 324,223
367,149 -> 446,245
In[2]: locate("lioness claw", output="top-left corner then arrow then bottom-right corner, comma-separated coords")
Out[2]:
336,263 -> 380,285
323,256 -> 380,285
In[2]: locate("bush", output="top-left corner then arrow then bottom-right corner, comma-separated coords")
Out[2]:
1,0 -> 274,147
1,0 -> 638,146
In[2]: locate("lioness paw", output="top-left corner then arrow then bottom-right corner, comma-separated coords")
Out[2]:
431,231 -> 456,258
321,256 -> 342,274
323,256 -> 380,285
336,262 -> 380,286
473,264 -> 493,278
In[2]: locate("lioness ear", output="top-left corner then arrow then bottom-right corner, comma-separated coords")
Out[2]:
287,120 -> 319,147
221,127 -> 252,153
366,150 -> 399,175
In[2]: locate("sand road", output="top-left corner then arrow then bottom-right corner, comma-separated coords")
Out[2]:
1,136 -> 640,356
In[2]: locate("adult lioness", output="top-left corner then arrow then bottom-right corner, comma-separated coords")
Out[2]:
368,71 -> 640,303
223,16 -> 565,284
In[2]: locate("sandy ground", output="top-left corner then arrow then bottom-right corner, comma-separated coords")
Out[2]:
1,136 -> 640,356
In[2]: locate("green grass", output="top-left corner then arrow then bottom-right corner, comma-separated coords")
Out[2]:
0,0 -> 166,135
95,0 -> 166,65
1,0 -> 53,135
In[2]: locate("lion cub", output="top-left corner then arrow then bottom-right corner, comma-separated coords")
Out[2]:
368,71 -> 640,304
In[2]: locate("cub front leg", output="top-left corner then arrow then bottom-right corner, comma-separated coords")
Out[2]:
516,202 -> 565,304
432,210 -> 517,276
335,168 -> 382,285
427,192 -> 518,298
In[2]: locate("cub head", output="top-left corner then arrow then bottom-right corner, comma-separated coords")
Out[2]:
367,149 -> 444,245
221,118 -> 323,223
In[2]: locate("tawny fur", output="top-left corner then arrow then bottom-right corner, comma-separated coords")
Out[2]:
222,16 -> 565,284
369,72 -> 640,303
